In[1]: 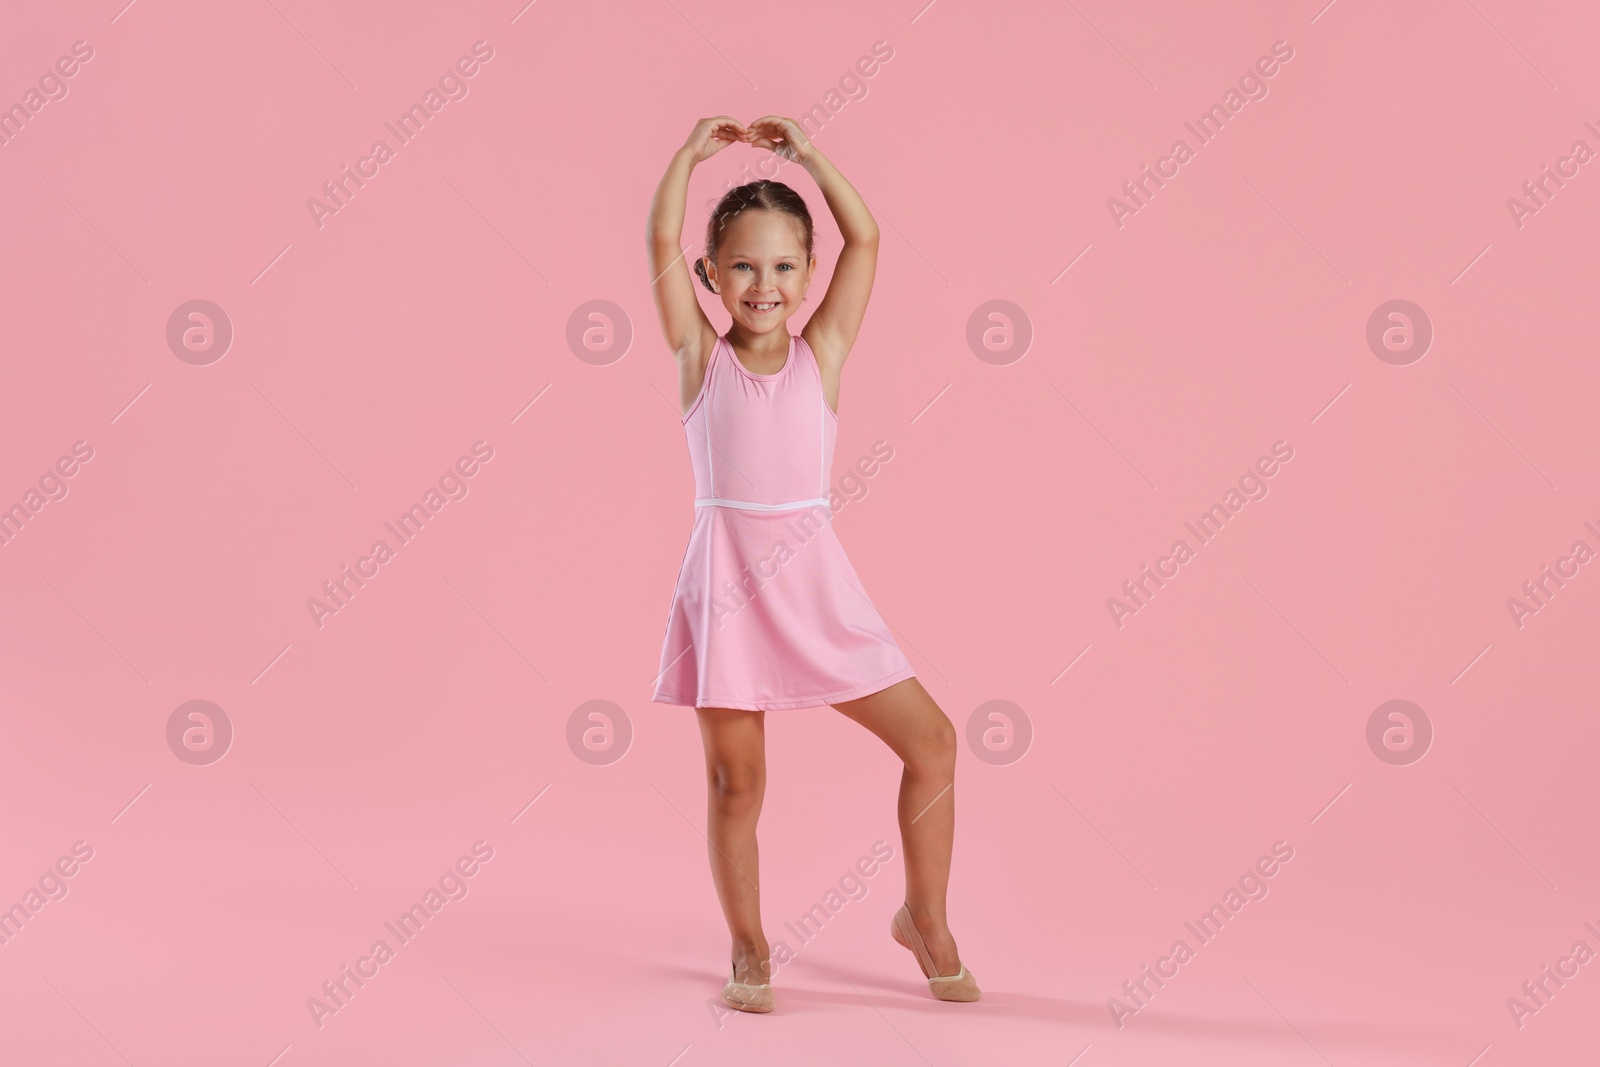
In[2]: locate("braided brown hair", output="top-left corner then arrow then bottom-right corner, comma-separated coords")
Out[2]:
693,180 -> 815,293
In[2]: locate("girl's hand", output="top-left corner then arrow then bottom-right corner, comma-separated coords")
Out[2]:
744,115 -> 814,164
682,116 -> 748,164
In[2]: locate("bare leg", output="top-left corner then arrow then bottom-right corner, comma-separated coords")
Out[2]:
695,706 -> 771,984
831,676 -> 964,976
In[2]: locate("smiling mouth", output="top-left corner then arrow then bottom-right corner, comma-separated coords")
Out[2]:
744,301 -> 780,313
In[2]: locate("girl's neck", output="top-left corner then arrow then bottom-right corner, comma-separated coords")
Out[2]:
725,324 -> 791,360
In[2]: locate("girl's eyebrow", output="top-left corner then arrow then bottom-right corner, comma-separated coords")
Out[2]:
729,253 -> 801,261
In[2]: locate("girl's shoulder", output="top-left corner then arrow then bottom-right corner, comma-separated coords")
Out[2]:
798,325 -> 852,371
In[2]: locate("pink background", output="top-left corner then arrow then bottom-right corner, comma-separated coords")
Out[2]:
3,1 -> 1598,1064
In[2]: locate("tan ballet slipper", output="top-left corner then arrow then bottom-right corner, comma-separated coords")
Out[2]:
890,903 -> 981,1002
721,962 -> 774,1013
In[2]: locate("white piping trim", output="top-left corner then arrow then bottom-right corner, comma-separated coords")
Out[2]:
706,339 -> 716,497
818,349 -> 825,497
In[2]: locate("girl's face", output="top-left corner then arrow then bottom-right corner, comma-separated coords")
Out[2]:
706,210 -> 814,334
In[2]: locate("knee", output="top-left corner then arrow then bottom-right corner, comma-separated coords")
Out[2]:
708,761 -> 764,812
909,715 -> 958,775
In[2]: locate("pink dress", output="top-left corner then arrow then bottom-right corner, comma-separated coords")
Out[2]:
652,332 -> 916,711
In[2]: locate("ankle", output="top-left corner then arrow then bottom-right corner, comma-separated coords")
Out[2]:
731,941 -> 771,980
905,902 -> 949,938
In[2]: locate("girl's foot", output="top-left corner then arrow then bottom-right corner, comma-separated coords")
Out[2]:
909,909 -> 962,976
890,903 -> 981,1002
722,942 -> 774,1013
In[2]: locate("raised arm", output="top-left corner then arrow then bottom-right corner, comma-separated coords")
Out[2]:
647,117 -> 745,365
746,116 -> 880,373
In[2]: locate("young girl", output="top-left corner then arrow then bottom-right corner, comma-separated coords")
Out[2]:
647,115 -> 980,1012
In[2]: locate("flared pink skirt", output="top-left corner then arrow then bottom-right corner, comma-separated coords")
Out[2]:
652,505 -> 916,711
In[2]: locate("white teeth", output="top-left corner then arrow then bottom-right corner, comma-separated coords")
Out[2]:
747,302 -> 777,310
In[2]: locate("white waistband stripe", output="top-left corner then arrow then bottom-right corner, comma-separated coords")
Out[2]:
696,497 -> 831,511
